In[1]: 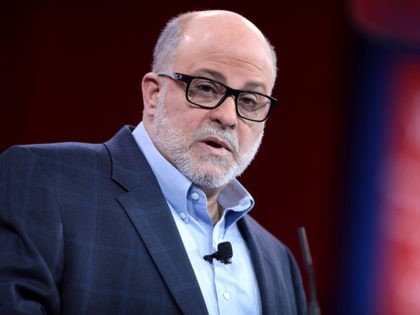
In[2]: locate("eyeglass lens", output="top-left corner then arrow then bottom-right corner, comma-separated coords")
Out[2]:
187,78 -> 271,121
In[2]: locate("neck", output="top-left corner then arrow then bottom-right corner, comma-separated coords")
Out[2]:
209,201 -> 223,225
201,186 -> 224,225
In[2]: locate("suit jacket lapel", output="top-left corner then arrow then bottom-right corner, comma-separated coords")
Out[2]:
104,126 -> 208,315
239,217 -> 294,315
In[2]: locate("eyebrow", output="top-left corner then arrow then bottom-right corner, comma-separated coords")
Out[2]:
194,69 -> 267,93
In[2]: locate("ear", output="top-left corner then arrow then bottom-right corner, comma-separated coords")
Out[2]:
141,72 -> 161,119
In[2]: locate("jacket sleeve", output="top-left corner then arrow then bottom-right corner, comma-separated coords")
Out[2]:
0,146 -> 63,315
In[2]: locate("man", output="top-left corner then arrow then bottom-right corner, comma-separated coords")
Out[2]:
0,10 -> 307,315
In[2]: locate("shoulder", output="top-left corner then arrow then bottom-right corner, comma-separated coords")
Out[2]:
0,125 -> 136,168
0,144 -> 107,201
1,141 -> 107,170
0,125 -> 135,162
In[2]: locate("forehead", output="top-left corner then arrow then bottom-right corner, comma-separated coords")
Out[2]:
173,13 -> 275,91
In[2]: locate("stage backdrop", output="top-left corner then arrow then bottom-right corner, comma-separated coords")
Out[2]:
6,1 -> 420,314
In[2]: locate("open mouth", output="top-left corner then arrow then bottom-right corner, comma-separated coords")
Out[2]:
202,136 -> 232,153
205,140 -> 223,149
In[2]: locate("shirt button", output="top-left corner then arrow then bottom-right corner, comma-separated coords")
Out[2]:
191,192 -> 199,200
179,212 -> 187,220
223,291 -> 231,300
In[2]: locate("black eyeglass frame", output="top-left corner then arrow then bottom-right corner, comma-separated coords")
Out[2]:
158,71 -> 277,122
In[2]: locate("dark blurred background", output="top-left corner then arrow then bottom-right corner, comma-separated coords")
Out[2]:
2,1 -> 420,314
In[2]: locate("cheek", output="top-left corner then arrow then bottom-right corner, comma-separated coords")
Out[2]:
238,125 -> 264,150
168,108 -> 204,139
172,105 -> 207,129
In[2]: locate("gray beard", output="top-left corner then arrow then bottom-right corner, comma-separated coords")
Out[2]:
151,97 -> 263,189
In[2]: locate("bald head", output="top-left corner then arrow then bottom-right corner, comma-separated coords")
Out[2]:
152,10 -> 277,91
142,10 -> 276,190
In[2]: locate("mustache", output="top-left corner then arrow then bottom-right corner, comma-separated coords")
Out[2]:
193,125 -> 239,154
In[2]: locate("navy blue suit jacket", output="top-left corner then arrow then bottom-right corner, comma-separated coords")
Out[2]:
0,125 -> 307,315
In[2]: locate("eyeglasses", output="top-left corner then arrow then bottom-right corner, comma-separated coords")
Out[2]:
158,72 -> 277,122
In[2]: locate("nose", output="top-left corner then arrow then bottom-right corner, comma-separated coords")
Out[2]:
208,96 -> 237,129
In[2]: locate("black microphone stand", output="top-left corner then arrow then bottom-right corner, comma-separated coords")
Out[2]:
298,226 -> 321,315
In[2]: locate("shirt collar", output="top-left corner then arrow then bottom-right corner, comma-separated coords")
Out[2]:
131,122 -> 255,225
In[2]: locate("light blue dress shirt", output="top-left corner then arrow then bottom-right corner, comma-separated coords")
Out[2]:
132,122 -> 262,315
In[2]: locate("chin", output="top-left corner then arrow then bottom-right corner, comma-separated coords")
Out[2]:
191,166 -> 237,189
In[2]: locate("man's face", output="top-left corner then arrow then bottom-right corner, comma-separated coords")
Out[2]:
148,12 -> 274,190
151,85 -> 264,189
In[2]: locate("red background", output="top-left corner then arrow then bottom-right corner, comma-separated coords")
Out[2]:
1,2 -> 351,313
